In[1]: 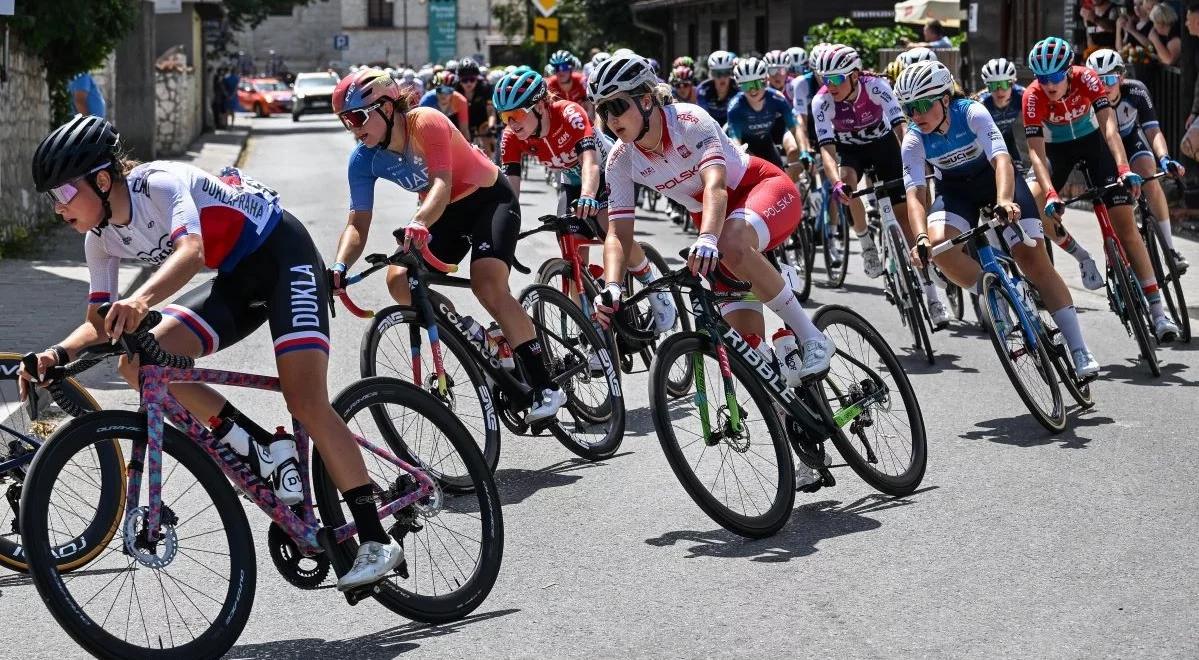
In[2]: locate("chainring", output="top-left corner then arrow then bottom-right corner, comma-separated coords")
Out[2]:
267,521 -> 330,589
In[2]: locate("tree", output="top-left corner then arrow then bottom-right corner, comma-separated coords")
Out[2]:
806,17 -> 919,70
492,0 -> 659,66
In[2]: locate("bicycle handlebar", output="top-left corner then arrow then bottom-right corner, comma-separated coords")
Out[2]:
928,206 -> 1034,257
338,244 -> 459,319
1060,170 -> 1168,206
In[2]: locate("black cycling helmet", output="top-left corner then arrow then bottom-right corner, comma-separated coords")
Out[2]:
32,115 -> 121,228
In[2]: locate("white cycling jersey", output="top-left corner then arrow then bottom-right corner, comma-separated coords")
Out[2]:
811,74 -> 905,146
606,103 -> 749,220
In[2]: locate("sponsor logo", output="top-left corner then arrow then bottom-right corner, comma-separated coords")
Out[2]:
677,145 -> 691,158
438,303 -> 504,371
288,265 -> 322,328
0,364 -> 19,376
723,328 -> 796,403
638,166 -> 656,177
135,234 -> 175,266
761,191 -> 797,219
556,130 -> 571,146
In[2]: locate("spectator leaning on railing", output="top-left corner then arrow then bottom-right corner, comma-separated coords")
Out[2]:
1180,3 -> 1199,160
1118,0 -> 1160,52
1146,3 -> 1183,65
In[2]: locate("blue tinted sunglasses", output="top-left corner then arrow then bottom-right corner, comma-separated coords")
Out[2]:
554,63 -> 574,72
1035,69 -> 1067,85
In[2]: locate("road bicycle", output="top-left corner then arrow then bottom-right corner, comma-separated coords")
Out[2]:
930,210 -> 1094,433
794,159 -> 851,288
1132,171 -> 1190,342
346,243 -> 624,470
20,305 -> 502,659
625,252 -> 926,538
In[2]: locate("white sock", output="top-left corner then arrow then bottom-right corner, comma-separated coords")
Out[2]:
764,286 -> 822,342
856,230 -> 876,251
1157,219 -> 1176,251
1051,305 -> 1087,354
922,281 -> 943,306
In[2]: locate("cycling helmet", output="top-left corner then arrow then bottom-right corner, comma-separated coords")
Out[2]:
549,49 -> 574,70
733,57 -> 768,84
591,51 -> 611,66
672,56 -> 695,69
332,67 -> 403,114
897,47 -> 938,66
1028,37 -> 1073,76
457,57 -> 481,77
433,70 -> 457,89
707,50 -> 736,74
980,58 -> 1018,83
33,115 -> 121,225
400,68 -> 416,82
612,48 -> 636,59
814,44 -> 861,77
571,55 -> 582,70
492,70 -> 547,112
513,64 -> 534,74
894,61 -> 955,104
647,58 -> 660,75
763,49 -> 788,72
669,65 -> 695,85
884,58 -> 904,84
785,47 -> 807,74
1086,48 -> 1124,75
588,54 -> 657,102
444,59 -> 460,72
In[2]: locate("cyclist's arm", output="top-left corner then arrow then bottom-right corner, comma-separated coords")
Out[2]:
900,132 -> 930,236
1026,135 -> 1054,195
334,210 -> 372,268
819,143 -> 841,183
695,164 -> 729,236
904,186 -> 930,239
1097,105 -> 1131,171
967,102 -> 1015,205
412,113 -> 459,227
413,172 -> 452,228
498,129 -> 523,198
578,147 -> 600,199
453,94 -> 470,138
794,115 -> 812,153
603,146 -> 639,284
126,234 -> 205,311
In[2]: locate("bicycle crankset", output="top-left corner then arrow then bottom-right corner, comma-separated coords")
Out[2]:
267,521 -> 330,589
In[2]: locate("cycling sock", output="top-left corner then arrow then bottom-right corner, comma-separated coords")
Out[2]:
922,281 -> 944,306
628,258 -> 655,284
1157,219 -> 1177,251
217,401 -> 271,445
515,338 -> 555,392
855,229 -> 876,250
1140,278 -> 1166,319
344,484 -> 390,545
1055,232 -> 1091,263
1051,305 -> 1087,354
765,286 -> 822,342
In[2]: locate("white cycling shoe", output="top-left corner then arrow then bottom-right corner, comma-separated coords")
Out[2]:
1154,316 -> 1180,344
798,334 -> 836,380
648,291 -> 678,333
861,246 -> 885,279
337,539 -> 404,592
1070,348 -> 1100,380
927,300 -> 951,329
1079,258 -> 1104,290
526,386 -> 568,424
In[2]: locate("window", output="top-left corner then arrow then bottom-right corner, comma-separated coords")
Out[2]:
754,15 -> 766,54
688,22 -> 697,58
727,19 -> 738,54
368,0 -> 394,28
711,20 -> 721,51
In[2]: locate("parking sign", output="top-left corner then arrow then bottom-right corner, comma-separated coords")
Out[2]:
333,34 -> 350,51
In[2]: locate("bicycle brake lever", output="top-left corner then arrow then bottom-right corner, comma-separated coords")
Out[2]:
22,352 -> 41,420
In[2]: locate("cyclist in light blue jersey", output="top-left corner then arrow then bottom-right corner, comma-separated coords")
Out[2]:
726,57 -> 801,174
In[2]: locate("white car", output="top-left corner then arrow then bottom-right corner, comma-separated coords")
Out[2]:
291,71 -> 340,121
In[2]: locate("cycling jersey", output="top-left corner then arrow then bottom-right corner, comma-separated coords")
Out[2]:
1022,66 -> 1111,143
457,80 -> 494,132
547,71 -> 588,105
900,99 -> 1008,189
695,79 -> 736,126
85,161 -> 282,304
726,89 -> 796,142
790,72 -> 817,117
811,74 -> 905,146
979,85 -> 1025,164
1112,79 -> 1159,137
768,78 -> 793,105
499,100 -> 596,176
418,89 -> 470,128
347,107 -> 498,211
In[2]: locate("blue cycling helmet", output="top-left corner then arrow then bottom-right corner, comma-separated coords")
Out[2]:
493,70 -> 547,112
549,49 -> 574,70
1028,37 -> 1074,76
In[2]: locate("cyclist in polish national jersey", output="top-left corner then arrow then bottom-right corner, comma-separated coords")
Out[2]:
23,115 -> 402,591
1022,37 -> 1180,342
895,62 -> 1100,378
1086,48 -> 1189,274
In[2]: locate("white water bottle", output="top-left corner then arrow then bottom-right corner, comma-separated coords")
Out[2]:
771,328 -> 803,387
461,315 -> 486,348
745,334 -> 777,373
268,427 -> 304,506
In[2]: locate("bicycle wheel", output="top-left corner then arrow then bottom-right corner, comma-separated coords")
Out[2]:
315,377 -> 503,624
648,332 -> 794,538
823,202 -> 850,287
782,228 -> 814,302
21,411 -> 255,659
1106,238 -> 1159,377
813,305 -> 927,495
638,242 -> 695,397
892,227 -> 934,365
978,272 -> 1066,433
0,354 -> 125,573
1037,314 -> 1095,410
361,303 -> 501,472
520,284 -> 625,460
945,278 -> 965,321
1145,217 -> 1190,342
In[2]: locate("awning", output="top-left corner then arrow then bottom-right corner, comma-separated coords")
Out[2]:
894,0 -> 965,28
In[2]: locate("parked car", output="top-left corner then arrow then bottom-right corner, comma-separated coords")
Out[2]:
291,71 -> 339,121
237,78 -> 292,117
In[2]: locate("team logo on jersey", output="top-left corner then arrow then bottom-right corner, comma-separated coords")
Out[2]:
563,103 -> 586,130
557,130 -> 571,146
638,166 -> 655,177
137,233 -> 175,266
677,145 -> 691,158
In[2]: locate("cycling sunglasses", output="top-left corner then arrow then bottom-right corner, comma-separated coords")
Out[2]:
596,97 -> 635,120
436,85 -> 454,95
672,81 -> 693,89
48,162 -> 111,205
460,75 -> 479,83
1099,73 -> 1121,87
902,96 -> 940,116
499,107 -> 530,124
986,80 -> 1013,91
553,63 -> 574,72
740,79 -> 767,92
1035,69 -> 1068,85
823,73 -> 849,86
711,69 -> 732,78
338,102 -> 382,129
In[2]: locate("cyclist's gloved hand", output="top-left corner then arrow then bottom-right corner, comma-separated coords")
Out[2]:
1043,191 -> 1065,221
798,150 -> 814,167
1160,155 -> 1186,178
687,232 -> 721,276
575,195 -> 600,219
328,262 -> 347,296
401,219 -> 431,251
16,350 -> 60,401
593,282 -> 622,330
910,233 -> 930,270
832,180 -> 851,204
1118,165 -> 1143,198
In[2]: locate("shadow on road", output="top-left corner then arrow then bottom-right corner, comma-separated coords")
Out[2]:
962,410 -> 1114,449
227,608 -> 520,659
898,351 -> 979,375
1099,357 -> 1193,387
495,455 -> 632,506
643,490 -> 934,562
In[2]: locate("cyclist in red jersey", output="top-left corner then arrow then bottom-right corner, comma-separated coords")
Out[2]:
547,49 -> 592,116
1024,37 -> 1179,342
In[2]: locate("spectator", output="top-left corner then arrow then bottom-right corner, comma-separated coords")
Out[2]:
1148,3 -> 1183,64
917,20 -> 953,48
1181,3 -> 1199,152
211,66 -> 227,129
66,71 -> 106,117
222,67 -> 240,127
1118,0 -> 1160,51
1083,0 -> 1120,49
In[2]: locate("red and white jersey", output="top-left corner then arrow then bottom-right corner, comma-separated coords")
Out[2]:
500,99 -> 595,172
606,103 -> 749,221
547,71 -> 588,105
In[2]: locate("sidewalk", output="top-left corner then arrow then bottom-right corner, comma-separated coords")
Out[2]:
0,126 -> 251,353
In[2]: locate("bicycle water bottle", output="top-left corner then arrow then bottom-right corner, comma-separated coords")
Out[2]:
461,315 -> 486,348
745,334 -> 778,373
269,427 -> 304,506
210,416 -> 252,457
1014,278 -> 1035,316
486,322 -> 516,370
771,328 -> 803,387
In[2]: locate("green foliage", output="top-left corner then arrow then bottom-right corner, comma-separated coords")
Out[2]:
491,0 -> 659,66
806,18 -> 919,70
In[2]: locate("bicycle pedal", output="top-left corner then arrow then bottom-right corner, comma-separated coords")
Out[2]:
342,581 -> 383,606
526,418 -> 555,435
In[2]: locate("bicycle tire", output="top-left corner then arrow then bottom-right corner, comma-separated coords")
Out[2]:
536,256 -> 626,376
824,202 -> 850,287
520,284 -> 625,460
892,227 -> 935,365
978,272 -> 1066,433
945,280 -> 965,321
813,305 -> 928,495
361,304 -> 501,472
315,377 -> 503,624
0,354 -> 126,574
783,228 -> 814,302
1145,216 -> 1190,342
1038,317 -> 1095,410
648,332 -> 794,538
21,411 -> 255,659
1107,238 -> 1160,377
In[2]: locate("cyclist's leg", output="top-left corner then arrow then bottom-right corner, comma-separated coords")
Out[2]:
1099,168 -> 1175,329
1039,143 -> 1103,286
838,145 -> 883,276
1130,143 -> 1176,251
926,198 -> 979,291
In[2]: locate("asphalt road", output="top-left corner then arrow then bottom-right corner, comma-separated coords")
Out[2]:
4,114 -> 1198,659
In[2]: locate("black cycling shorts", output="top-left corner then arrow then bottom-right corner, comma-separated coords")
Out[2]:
929,164 -> 1045,248
165,211 -> 331,358
1120,130 -> 1154,164
743,135 -> 786,170
1046,129 -> 1133,208
837,137 -> 905,202
428,174 -> 521,267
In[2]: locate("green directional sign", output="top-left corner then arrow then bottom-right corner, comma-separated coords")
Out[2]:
428,0 -> 458,65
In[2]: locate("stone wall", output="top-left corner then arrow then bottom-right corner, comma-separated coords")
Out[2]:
156,69 -> 199,156
0,38 -> 52,247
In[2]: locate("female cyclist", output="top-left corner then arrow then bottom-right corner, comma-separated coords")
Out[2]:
329,68 -> 566,420
418,70 -> 470,138
669,66 -> 698,104
22,115 -> 403,590
726,57 -> 803,177
895,62 -> 1100,378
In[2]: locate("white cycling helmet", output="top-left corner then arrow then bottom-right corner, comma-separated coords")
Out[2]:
814,44 -> 861,77
733,57 -> 768,84
591,51 -> 611,66
707,50 -> 737,74
612,48 -> 636,59
762,50 -> 788,72
444,59 -> 460,72
980,58 -> 1018,83
1086,48 -> 1124,75
588,53 -> 657,102
897,47 -> 938,67
785,46 -> 808,74
894,60 -> 955,104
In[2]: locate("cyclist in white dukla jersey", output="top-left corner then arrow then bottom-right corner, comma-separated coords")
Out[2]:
21,115 -> 402,591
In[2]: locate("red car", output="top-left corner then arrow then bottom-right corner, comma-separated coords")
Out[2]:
237,78 -> 293,117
